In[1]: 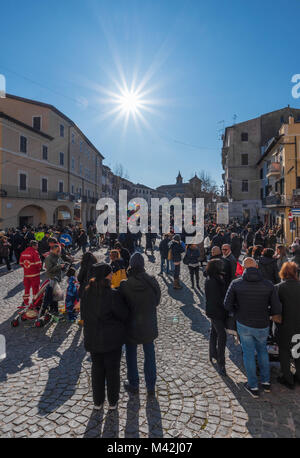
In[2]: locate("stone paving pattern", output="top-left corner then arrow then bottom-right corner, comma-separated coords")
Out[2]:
1,243 -> 300,438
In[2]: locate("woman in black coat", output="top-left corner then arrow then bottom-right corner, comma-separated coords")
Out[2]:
276,262 -> 300,389
81,263 -> 128,410
77,252 -> 98,298
205,259 -> 227,376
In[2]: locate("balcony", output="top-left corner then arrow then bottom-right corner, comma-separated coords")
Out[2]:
292,189 -> 300,206
265,194 -> 292,207
0,185 -> 75,201
266,162 -> 281,178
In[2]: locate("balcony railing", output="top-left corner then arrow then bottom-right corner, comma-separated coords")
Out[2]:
0,185 -> 76,201
265,194 -> 292,206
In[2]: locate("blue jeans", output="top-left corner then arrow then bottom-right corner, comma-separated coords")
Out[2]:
125,342 -> 156,391
237,321 -> 270,389
160,257 -> 169,274
170,260 -> 174,273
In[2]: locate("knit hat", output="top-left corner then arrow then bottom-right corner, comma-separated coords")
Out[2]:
129,252 -> 145,269
173,234 -> 181,242
91,262 -> 112,280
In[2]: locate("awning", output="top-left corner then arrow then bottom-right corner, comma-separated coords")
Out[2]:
58,211 -> 71,220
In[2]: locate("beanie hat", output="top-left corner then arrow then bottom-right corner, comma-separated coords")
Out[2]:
129,252 -> 145,269
174,234 -> 181,242
91,262 -> 112,280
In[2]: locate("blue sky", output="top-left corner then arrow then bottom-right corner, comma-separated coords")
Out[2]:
1,0 -> 300,189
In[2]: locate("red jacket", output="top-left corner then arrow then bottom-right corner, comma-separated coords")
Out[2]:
20,247 -> 42,278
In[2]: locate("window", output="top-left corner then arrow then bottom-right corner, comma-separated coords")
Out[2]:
242,180 -> 248,192
58,181 -> 64,193
80,141 -> 83,152
79,163 -> 83,175
241,132 -> 248,142
60,124 -> 64,137
280,116 -> 284,124
59,152 -> 64,166
42,145 -> 48,161
71,157 -> 75,171
20,136 -> 27,153
297,177 -> 300,189
71,133 -> 75,144
41,178 -> 48,193
33,116 -> 41,130
71,184 -> 74,194
19,173 -> 27,191
260,168 -> 263,179
241,154 -> 248,166
260,188 -> 263,200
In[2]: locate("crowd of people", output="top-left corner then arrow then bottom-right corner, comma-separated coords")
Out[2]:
2,217 -> 300,407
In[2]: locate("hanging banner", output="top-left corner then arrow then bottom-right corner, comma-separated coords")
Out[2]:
217,203 -> 229,225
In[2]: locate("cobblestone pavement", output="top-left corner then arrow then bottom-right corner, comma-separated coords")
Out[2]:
1,244 -> 300,438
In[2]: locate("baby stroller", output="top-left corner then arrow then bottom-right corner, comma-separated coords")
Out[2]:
11,279 -> 51,327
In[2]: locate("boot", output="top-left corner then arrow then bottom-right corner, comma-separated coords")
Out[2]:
173,279 -> 182,289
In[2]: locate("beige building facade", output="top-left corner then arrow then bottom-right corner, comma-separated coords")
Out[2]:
0,94 -> 104,228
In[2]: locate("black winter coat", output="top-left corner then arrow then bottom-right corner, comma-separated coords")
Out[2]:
276,279 -> 300,342
258,256 -> 280,284
211,233 -> 225,248
81,285 -> 128,353
159,238 -> 170,258
205,276 -> 227,321
224,267 -> 282,328
254,232 -> 265,247
119,267 -> 161,344
78,258 -> 97,298
169,240 -> 185,262
231,236 -> 241,260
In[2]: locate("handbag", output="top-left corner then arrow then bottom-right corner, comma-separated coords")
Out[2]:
52,281 -> 64,302
167,248 -> 172,261
271,314 -> 282,324
225,314 -> 237,333
183,253 -> 190,265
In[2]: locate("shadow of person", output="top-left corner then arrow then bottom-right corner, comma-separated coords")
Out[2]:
4,281 -> 25,299
83,408 -> 105,438
37,326 -> 85,415
0,313 -> 52,383
102,409 -> 120,438
146,395 -> 163,438
124,392 -> 140,438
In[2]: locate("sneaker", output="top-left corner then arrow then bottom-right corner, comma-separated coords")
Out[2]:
261,382 -> 271,393
244,383 -> 259,398
123,382 -> 139,394
109,403 -> 118,410
93,404 -> 103,410
217,365 -> 227,377
277,376 -> 294,390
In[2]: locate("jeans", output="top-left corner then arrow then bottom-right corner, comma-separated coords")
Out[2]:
237,321 -> 270,389
160,257 -> 169,274
125,342 -> 156,391
90,347 -> 122,406
188,266 -> 199,287
209,319 -> 227,367
170,260 -> 175,273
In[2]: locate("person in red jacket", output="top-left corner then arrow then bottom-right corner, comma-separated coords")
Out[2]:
20,240 -> 42,307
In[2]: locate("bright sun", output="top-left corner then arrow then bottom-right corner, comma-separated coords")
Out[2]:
119,89 -> 142,114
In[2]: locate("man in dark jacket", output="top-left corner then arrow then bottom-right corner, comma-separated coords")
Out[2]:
230,233 -> 242,261
258,249 -> 280,284
264,229 -> 277,250
13,230 -> 26,264
224,257 -> 282,398
169,234 -> 185,289
254,229 -> 265,247
222,244 -> 237,284
158,233 -> 170,275
211,229 -> 225,249
119,252 -> 161,396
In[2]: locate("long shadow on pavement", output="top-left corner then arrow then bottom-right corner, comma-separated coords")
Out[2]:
37,326 -> 85,415
124,392 -> 140,438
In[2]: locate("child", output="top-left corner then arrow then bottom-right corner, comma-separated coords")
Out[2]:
109,250 -> 127,288
65,267 -> 79,322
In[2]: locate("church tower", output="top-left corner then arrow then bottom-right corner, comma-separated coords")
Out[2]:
176,171 -> 183,185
